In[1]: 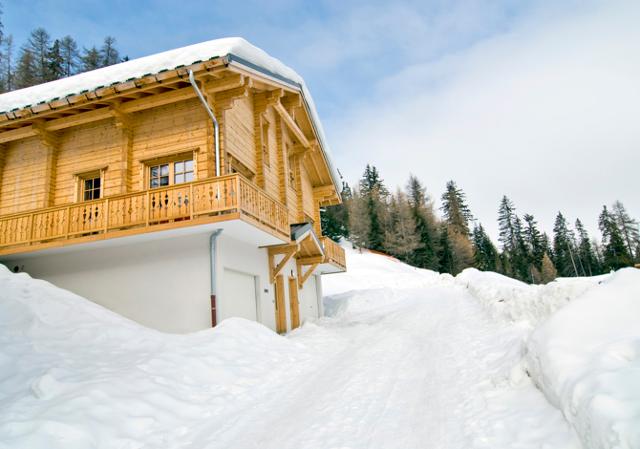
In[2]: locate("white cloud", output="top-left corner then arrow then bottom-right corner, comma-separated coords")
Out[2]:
329,1 -> 640,241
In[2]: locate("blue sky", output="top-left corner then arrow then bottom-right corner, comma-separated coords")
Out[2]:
4,0 -> 640,239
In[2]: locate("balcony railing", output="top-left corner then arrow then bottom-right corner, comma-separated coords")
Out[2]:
0,174 -> 289,256
320,236 -> 346,271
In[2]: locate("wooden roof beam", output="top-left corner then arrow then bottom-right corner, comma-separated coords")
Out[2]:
273,101 -> 311,149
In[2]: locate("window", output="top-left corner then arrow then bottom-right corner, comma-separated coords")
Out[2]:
148,157 -> 194,189
174,159 -> 194,184
83,176 -> 101,201
75,168 -> 105,202
149,164 -> 169,188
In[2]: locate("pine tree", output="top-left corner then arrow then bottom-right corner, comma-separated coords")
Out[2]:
406,175 -> 438,270
523,213 -> 545,272
440,180 -> 474,273
512,216 -> 531,281
599,205 -> 633,271
100,36 -> 119,67
497,196 -> 518,253
575,218 -> 599,276
46,39 -> 64,81
321,182 -> 351,242
441,180 -> 472,235
634,241 -> 640,264
437,225 -> 455,275
611,201 -> 640,258
14,48 -> 37,88
81,46 -> 101,72
384,189 -> 420,261
27,27 -> 51,83
60,35 -> 79,77
0,34 -> 12,92
496,197 -> 529,281
357,165 -> 387,251
472,223 -> 498,272
552,212 -> 578,277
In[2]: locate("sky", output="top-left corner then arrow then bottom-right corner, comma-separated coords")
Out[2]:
4,0 -> 639,240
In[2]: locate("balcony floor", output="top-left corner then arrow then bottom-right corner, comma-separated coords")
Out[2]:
0,216 -> 285,262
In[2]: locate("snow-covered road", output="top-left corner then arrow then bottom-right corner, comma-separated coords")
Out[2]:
182,283 -> 579,449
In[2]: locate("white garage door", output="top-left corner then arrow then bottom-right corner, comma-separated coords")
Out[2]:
299,276 -> 319,321
219,268 -> 258,322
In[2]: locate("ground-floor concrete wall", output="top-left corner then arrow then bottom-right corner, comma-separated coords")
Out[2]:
6,233 -> 212,333
2,230 -> 326,334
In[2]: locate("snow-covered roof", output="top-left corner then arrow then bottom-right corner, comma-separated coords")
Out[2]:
0,37 -> 341,193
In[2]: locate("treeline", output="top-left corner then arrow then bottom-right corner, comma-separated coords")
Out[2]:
322,165 -> 640,283
0,6 -> 125,93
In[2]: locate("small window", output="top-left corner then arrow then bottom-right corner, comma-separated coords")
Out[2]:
83,176 -> 101,201
76,169 -> 105,202
148,157 -> 194,189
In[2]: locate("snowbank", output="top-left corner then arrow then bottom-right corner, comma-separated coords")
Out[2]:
0,265 -> 306,449
526,268 -> 640,449
455,268 -> 608,326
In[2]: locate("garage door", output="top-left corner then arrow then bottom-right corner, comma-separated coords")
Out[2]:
299,276 -> 319,321
219,268 -> 258,323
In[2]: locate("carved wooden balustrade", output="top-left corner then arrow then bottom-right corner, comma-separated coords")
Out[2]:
320,236 -> 346,271
0,174 -> 289,256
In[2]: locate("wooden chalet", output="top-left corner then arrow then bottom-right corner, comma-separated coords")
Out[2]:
0,38 -> 346,333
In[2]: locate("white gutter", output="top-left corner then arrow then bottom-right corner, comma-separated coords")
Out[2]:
188,70 -> 220,177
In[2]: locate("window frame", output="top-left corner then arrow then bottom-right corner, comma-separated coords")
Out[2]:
74,168 -> 106,203
141,151 -> 197,190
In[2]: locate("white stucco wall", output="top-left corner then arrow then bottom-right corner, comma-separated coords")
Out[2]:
3,230 -> 325,334
7,233 -> 212,333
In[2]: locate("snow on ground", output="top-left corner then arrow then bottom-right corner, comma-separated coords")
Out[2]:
0,244 -> 638,448
526,268 -> 640,449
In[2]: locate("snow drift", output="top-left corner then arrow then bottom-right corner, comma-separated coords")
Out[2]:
526,268 -> 640,449
0,265 -> 307,449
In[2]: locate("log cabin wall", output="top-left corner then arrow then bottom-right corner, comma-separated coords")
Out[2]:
0,137 -> 42,215
131,98 -> 209,189
54,120 -> 121,204
224,95 -> 256,176
0,84 -> 331,236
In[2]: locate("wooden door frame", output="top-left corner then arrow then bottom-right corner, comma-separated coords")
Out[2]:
288,275 -> 300,330
274,274 -> 287,333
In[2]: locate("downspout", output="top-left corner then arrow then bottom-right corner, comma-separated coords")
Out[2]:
188,70 -> 220,177
209,229 -> 223,327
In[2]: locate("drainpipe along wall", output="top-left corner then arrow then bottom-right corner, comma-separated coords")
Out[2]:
209,229 -> 223,327
188,70 -> 220,177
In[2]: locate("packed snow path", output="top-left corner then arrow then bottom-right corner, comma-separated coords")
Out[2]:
187,285 -> 579,449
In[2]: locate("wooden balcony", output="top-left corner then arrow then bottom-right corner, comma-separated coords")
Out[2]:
320,236 -> 346,272
0,174 -> 289,257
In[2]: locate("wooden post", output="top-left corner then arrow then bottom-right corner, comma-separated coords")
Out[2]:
104,198 -> 110,233
288,276 -> 300,330
64,206 -> 71,238
274,274 -> 287,334
189,183 -> 194,219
